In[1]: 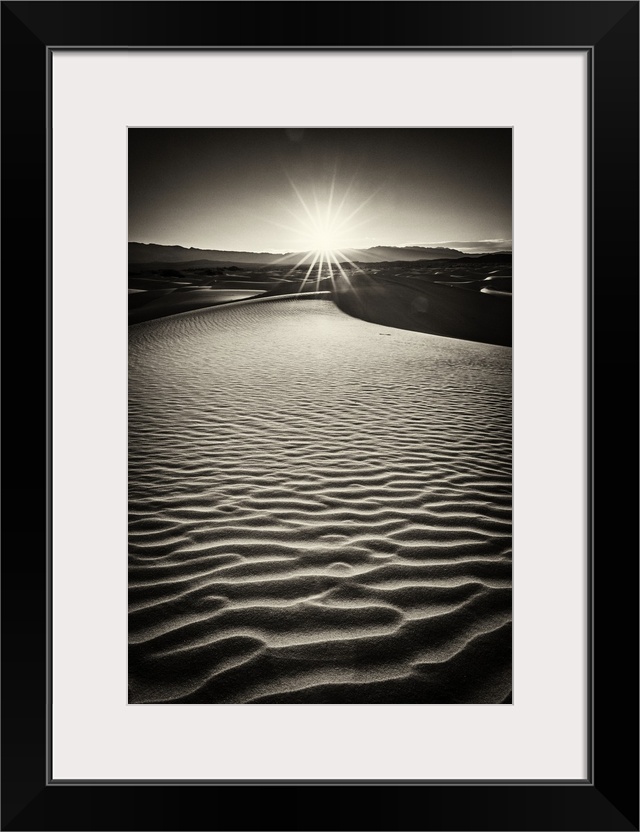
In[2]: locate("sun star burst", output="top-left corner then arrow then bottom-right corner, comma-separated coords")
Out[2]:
271,175 -> 378,293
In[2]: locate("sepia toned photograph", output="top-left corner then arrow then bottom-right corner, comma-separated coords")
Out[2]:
128,127 -> 512,705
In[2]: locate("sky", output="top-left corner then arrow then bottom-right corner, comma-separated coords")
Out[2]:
129,128 -> 512,254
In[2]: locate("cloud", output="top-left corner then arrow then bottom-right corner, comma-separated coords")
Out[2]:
408,239 -> 512,254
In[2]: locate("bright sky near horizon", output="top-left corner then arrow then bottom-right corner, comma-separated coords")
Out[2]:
128,128 -> 512,254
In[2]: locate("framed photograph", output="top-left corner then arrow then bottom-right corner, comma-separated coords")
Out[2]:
2,2 -> 638,830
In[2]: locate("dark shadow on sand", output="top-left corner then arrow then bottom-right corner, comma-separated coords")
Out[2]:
332,272 -> 512,347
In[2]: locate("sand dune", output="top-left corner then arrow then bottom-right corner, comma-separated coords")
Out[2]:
333,272 -> 511,346
128,288 -> 267,324
129,298 -> 511,704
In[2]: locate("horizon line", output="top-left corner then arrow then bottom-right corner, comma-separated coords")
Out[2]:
128,241 -> 513,256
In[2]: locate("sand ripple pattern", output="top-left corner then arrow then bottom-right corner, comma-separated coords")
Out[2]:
129,299 -> 512,703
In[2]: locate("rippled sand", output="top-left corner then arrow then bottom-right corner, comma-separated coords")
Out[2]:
129,298 -> 512,704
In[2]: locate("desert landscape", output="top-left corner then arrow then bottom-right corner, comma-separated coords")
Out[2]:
128,127 -> 512,704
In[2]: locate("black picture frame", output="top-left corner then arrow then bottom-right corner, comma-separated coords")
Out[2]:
2,2 -> 638,830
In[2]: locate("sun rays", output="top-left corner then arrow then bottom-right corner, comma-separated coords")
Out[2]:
259,172 -> 379,294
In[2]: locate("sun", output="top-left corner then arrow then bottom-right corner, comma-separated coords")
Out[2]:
307,217 -> 343,256
263,174 -> 379,293
282,175 -> 375,260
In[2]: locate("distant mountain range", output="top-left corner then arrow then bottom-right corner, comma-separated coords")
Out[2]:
129,242 -> 511,267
